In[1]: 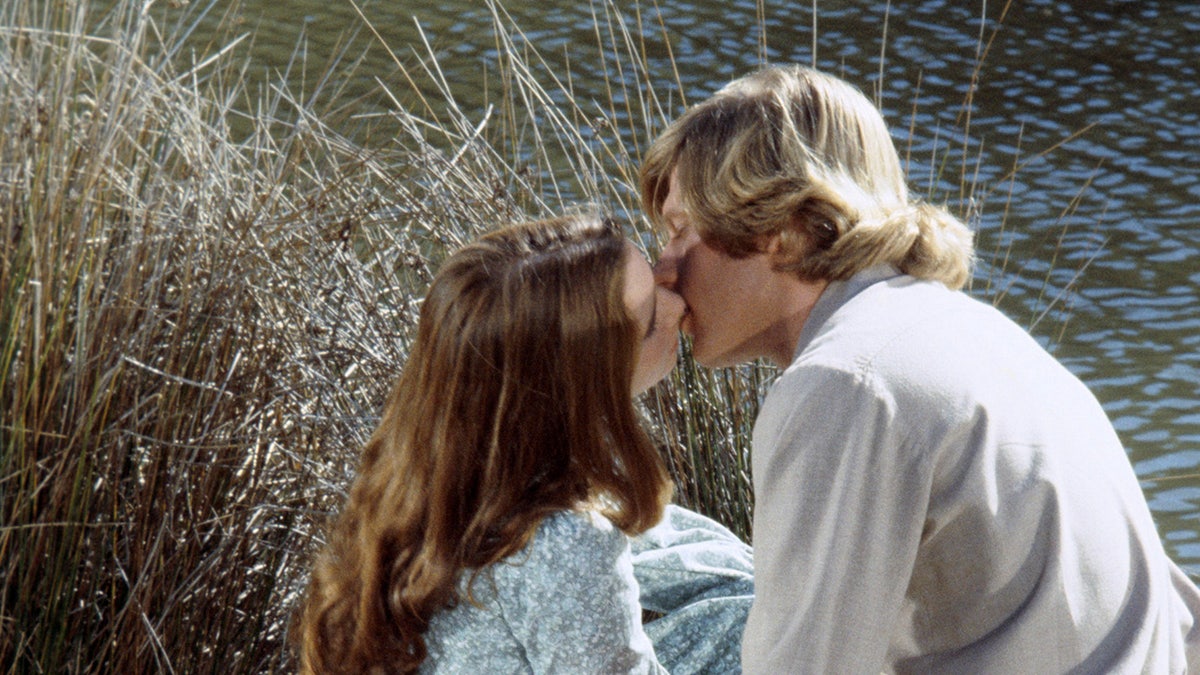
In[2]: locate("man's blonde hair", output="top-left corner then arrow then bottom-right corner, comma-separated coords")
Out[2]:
642,64 -> 974,289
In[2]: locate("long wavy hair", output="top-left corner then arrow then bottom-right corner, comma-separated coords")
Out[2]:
295,214 -> 672,673
642,64 -> 975,290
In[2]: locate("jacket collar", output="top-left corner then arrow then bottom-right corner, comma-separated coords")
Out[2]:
790,264 -> 902,362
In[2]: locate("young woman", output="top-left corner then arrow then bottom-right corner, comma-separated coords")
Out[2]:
296,213 -> 753,674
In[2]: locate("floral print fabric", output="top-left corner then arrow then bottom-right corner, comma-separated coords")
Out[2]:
421,505 -> 753,674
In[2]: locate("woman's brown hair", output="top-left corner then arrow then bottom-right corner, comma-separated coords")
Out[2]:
295,214 -> 672,673
642,64 -> 974,289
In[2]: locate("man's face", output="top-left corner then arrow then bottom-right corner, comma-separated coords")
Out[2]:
652,170 -> 799,368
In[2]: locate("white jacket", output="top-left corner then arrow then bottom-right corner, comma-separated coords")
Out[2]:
744,265 -> 1200,674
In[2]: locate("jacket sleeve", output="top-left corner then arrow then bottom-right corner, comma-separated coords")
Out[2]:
631,504 -> 754,673
630,504 -> 754,612
742,364 -> 929,674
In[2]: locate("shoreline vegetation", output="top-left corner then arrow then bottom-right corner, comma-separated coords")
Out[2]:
1,0 -> 1104,671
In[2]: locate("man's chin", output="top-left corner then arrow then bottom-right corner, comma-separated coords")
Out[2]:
683,324 -> 732,368
690,341 -> 725,369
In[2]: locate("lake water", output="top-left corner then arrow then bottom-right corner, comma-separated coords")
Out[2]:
162,0 -> 1200,572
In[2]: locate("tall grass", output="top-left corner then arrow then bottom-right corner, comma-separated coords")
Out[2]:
1,0 -> 1069,671
0,0 -> 509,669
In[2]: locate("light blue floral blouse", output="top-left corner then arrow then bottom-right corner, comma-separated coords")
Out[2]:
421,505 -> 754,674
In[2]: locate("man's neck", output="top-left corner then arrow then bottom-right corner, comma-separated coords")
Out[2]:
766,277 -> 829,368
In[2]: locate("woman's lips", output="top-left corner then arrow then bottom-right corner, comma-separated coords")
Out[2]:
679,307 -> 693,336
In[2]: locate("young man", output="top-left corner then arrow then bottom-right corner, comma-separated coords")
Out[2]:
642,64 -> 1200,673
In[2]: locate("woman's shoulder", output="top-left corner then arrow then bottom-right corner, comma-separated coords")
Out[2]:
424,511 -> 644,674
488,509 -> 636,617
514,509 -> 627,567
539,508 -> 619,536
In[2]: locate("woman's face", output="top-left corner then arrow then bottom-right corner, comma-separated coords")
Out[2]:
623,242 -> 686,395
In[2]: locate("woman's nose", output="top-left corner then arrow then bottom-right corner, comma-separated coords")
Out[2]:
652,253 -> 677,289
660,286 -> 686,325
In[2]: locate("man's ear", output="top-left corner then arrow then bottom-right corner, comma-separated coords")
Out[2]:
763,231 -> 796,267
764,220 -> 818,272
763,232 -> 784,255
